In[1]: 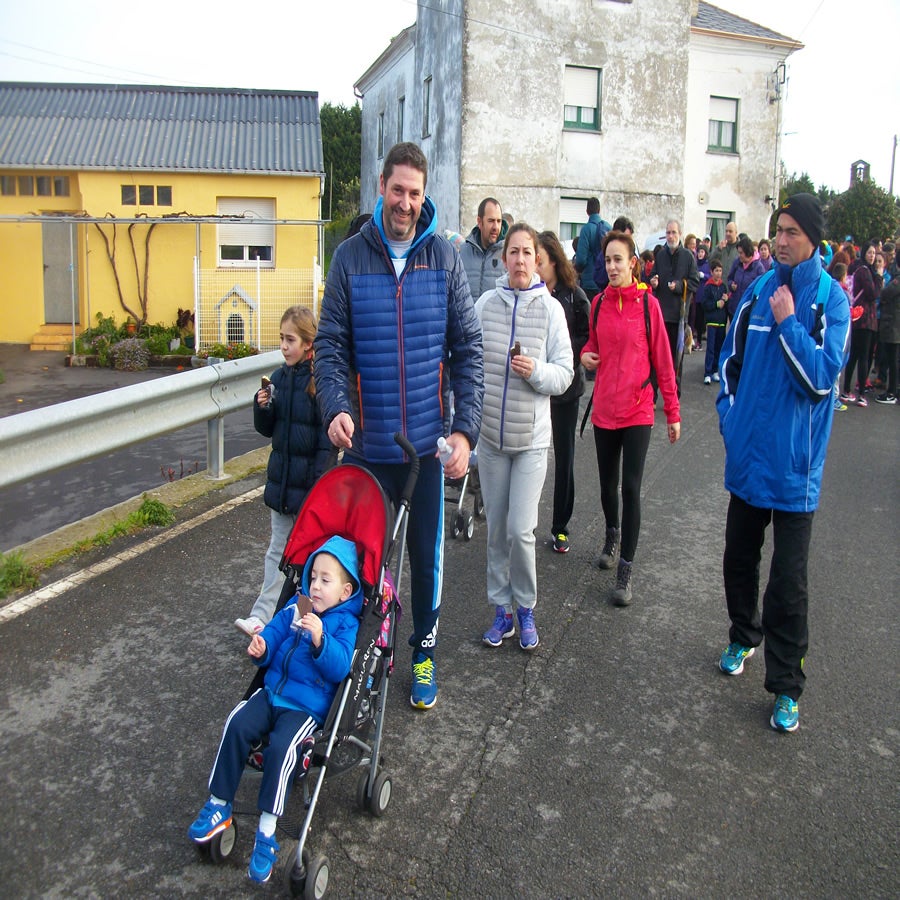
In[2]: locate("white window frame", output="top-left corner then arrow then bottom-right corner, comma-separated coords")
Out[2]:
397,96 -> 405,142
564,66 -> 601,132
708,96 -> 738,153
377,111 -> 385,160
217,197 -> 275,268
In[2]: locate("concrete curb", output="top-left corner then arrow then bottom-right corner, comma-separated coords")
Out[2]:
10,446 -> 269,568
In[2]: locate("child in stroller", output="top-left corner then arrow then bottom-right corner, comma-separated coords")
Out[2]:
189,440 -> 415,895
188,535 -> 363,883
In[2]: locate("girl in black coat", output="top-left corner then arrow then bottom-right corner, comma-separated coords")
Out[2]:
235,306 -> 332,635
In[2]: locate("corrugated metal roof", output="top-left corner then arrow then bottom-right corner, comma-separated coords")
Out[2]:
0,83 -> 323,175
693,2 -> 800,46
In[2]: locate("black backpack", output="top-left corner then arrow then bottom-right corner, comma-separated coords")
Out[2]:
579,287 -> 655,437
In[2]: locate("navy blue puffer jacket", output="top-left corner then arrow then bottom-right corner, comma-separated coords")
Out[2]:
315,197 -> 484,463
254,359 -> 332,514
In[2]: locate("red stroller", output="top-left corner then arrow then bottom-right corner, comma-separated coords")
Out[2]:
202,435 -> 418,898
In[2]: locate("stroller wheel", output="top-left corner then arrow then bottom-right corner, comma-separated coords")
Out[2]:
304,854 -> 330,899
474,493 -> 484,517
207,819 -> 237,863
369,771 -> 393,818
356,770 -> 371,811
284,848 -> 307,897
464,514 -> 474,541
452,512 -> 465,539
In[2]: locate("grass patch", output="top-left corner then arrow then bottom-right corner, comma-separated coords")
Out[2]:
0,550 -> 40,598
2,496 -> 177,597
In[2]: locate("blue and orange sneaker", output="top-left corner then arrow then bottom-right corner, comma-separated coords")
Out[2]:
187,799 -> 232,843
248,830 -> 280,883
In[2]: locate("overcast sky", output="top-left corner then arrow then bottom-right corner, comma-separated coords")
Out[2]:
1,0 -> 897,194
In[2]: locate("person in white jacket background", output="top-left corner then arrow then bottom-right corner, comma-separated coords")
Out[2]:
474,223 -> 574,652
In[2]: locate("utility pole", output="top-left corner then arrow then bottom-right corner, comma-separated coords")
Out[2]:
890,135 -> 897,196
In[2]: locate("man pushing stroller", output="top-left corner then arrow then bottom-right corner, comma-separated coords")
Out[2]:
188,535 -> 363,883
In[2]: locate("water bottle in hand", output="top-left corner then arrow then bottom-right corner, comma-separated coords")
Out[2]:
437,436 -> 454,466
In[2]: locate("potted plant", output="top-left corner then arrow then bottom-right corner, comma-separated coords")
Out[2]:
177,308 -> 195,350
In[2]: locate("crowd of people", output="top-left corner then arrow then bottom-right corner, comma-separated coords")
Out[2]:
189,140 -> 892,882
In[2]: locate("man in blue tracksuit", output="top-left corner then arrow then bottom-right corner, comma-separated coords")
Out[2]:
315,142 -> 484,711
715,194 -> 850,733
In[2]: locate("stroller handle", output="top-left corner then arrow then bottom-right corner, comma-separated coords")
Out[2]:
393,432 -> 420,508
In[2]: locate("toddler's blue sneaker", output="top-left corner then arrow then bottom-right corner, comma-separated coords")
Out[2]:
770,695 -> 799,733
248,829 -> 280,883
187,798 -> 232,843
516,606 -> 539,651
719,642 -> 755,675
410,653 -> 437,709
483,606 -> 515,647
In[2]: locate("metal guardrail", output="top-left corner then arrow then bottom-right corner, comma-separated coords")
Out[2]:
0,351 -> 283,491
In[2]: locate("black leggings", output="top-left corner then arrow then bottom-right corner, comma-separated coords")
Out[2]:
843,329 -> 874,394
593,425 -> 652,562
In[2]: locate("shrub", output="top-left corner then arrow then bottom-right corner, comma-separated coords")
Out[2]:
0,551 -> 39,598
110,338 -> 151,371
198,342 -> 259,360
135,495 -> 175,527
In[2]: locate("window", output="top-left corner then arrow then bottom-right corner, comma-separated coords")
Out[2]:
37,176 -> 52,196
0,173 -> 70,197
706,211 -> 733,247
422,76 -> 432,138
564,66 -> 601,131
121,185 -> 137,205
217,197 -> 275,268
18,176 -> 34,196
53,176 -> 70,197
1,175 -> 15,195
397,97 -> 405,142
708,97 -> 738,153
559,198 -> 589,242
377,112 -> 385,159
139,185 -> 155,205
156,185 -> 172,206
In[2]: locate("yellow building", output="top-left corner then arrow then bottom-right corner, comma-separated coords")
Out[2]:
0,83 -> 325,350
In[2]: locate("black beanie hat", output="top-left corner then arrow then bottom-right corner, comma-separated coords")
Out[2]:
777,193 -> 824,248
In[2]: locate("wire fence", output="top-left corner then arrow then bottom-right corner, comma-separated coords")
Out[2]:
194,262 -> 321,352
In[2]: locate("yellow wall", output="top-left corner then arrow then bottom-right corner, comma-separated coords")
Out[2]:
0,169 -> 322,344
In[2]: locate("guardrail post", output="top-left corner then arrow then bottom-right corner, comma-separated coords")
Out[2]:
206,357 -> 227,480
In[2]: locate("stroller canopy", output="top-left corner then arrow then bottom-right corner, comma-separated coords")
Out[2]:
282,465 -> 391,589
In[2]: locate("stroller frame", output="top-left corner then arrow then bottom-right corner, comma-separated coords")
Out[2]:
206,435 -> 418,898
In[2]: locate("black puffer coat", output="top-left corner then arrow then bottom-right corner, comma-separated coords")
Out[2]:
254,360 -> 331,515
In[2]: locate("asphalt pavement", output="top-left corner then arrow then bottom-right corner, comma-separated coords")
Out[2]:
0,346 -> 897,898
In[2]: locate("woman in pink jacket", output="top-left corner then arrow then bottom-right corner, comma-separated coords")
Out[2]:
581,231 -> 681,606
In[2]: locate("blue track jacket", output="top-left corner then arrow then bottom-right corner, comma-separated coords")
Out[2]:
716,253 -> 850,512
255,536 -> 363,722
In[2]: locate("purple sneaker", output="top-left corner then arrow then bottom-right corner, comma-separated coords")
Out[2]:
516,606 -> 539,650
483,606 -> 515,647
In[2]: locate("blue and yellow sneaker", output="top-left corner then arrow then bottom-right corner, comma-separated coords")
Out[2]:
410,653 -> 437,709
187,798 -> 232,843
719,642 -> 755,675
770,695 -> 799,733
248,830 -> 280,883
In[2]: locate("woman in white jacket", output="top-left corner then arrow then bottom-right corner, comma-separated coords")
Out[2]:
475,223 -> 574,650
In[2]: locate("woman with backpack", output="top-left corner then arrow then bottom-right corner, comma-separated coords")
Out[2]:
581,231 -> 681,607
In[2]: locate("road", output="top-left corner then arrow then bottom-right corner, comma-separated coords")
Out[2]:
0,348 -> 897,898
